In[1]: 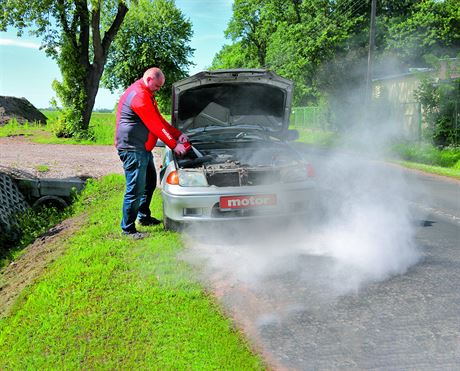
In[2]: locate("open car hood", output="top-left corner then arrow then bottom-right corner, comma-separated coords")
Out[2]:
171,69 -> 294,138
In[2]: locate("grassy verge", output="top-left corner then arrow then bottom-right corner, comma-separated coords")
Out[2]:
0,175 -> 264,369
393,160 -> 460,180
294,127 -> 338,148
391,142 -> 460,167
389,142 -> 460,180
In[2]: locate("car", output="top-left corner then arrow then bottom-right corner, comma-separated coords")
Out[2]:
159,69 -> 316,231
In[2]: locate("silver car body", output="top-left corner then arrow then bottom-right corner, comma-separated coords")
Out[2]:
160,69 -> 316,228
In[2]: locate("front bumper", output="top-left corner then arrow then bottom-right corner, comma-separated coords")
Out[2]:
161,182 -> 316,223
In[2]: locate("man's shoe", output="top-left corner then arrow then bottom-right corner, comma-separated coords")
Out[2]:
137,217 -> 162,226
122,231 -> 148,240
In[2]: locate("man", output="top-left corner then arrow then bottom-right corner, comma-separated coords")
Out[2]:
115,67 -> 188,239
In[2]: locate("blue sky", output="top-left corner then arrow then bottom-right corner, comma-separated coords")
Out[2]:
0,0 -> 233,109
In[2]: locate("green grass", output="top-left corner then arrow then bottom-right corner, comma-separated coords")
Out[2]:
41,110 -> 116,145
391,142 -> 460,168
0,119 -> 50,139
294,127 -> 338,147
87,112 -> 116,145
389,142 -> 460,180
394,160 -> 460,180
0,175 -> 264,369
35,164 -> 50,173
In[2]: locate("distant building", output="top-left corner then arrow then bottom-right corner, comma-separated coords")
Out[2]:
372,58 -> 459,141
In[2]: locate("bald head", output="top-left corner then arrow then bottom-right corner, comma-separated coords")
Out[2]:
143,67 -> 165,93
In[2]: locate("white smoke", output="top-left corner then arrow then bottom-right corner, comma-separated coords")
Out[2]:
302,152 -> 420,293
180,87 -> 422,300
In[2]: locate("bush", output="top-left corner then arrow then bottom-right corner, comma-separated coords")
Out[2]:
415,78 -> 460,147
51,109 -> 95,141
392,142 -> 460,167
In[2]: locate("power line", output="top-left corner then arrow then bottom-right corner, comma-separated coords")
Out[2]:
308,0 -> 367,37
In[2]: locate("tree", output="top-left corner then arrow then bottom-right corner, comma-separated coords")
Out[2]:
266,0 -> 363,106
414,54 -> 460,147
215,0 -> 364,105
102,0 -> 194,112
224,0 -> 283,67
0,0 -> 194,139
385,0 -> 460,67
211,42 -> 259,70
214,0 -> 460,131
0,0 -> 129,138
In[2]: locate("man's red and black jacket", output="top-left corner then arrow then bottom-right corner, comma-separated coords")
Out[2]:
115,79 -> 182,151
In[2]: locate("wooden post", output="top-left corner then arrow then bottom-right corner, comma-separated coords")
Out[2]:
366,0 -> 377,102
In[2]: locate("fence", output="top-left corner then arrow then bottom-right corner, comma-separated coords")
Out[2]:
455,100 -> 459,146
290,106 -> 328,129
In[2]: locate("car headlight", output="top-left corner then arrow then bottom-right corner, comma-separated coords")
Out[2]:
282,164 -> 314,182
178,170 -> 208,187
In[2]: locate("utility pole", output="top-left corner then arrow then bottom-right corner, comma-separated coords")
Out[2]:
366,0 -> 377,101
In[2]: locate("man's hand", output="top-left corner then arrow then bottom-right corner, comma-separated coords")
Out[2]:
178,134 -> 189,143
173,142 -> 188,156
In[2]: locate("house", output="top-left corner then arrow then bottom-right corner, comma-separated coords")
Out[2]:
372,58 -> 459,141
372,69 -> 431,141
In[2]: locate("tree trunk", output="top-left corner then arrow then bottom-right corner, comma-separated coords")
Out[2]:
82,64 -> 105,132
80,1 -> 128,132
292,0 -> 302,23
258,44 -> 266,67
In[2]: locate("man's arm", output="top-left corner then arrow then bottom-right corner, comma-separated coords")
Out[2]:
159,114 -> 182,139
130,92 -> 178,149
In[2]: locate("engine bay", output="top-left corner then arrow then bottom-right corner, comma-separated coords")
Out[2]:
175,142 -> 305,187
177,142 -> 301,170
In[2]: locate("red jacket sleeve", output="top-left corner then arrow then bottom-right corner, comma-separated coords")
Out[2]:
160,114 -> 182,139
130,91 -> 180,149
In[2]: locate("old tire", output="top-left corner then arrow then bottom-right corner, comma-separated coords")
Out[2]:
32,195 -> 68,210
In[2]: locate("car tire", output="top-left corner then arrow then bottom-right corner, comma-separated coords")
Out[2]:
32,195 -> 68,210
162,203 -> 170,231
163,215 -> 173,231
163,204 -> 181,232
163,216 -> 184,232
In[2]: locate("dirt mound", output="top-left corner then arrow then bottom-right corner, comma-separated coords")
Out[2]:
0,96 -> 47,126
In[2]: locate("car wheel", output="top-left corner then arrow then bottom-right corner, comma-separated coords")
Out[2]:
163,204 -> 181,231
163,216 -> 184,232
32,195 -> 68,210
163,215 -> 173,231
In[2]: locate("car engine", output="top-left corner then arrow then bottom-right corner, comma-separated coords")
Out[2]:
176,144 -> 303,187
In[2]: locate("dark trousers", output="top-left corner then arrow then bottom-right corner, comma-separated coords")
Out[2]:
118,150 -> 156,233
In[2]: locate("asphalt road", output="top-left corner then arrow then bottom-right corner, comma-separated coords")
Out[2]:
254,170 -> 460,370
184,147 -> 460,370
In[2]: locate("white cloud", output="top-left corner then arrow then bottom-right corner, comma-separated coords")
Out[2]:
0,38 -> 40,49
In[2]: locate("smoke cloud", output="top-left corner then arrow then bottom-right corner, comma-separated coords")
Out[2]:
179,69 -> 422,311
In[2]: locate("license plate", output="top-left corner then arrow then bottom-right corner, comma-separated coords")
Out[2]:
220,194 -> 277,209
